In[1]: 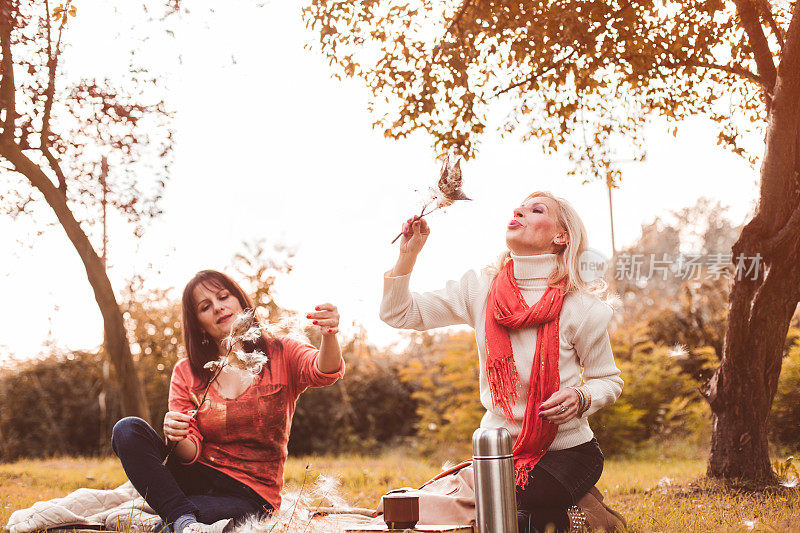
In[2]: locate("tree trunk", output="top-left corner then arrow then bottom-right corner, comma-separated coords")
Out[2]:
0,140 -> 151,422
707,251 -> 799,483
706,5 -> 800,484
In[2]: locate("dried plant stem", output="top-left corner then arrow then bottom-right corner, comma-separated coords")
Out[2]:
269,465 -> 311,533
161,352 -> 231,466
390,201 -> 443,244
302,492 -> 330,533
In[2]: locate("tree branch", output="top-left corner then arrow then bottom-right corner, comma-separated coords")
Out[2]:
662,57 -> 763,85
759,2 -> 800,258
758,0 -> 785,50
40,0 -> 67,194
0,0 -> 16,140
762,199 -> 800,256
734,0 -> 777,92
754,0 -> 800,242
494,49 -> 579,97
41,143 -> 68,193
648,32 -> 763,85
0,135 -> 151,420
778,0 -> 800,83
444,0 -> 473,40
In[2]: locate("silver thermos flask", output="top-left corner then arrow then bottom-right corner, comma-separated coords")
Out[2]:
472,427 -> 519,533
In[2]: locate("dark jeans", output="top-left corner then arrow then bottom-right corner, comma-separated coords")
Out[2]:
111,417 -> 273,528
516,438 -> 604,533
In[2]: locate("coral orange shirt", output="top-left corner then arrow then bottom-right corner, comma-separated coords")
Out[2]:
168,337 -> 345,510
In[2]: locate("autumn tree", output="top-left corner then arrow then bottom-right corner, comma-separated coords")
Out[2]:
612,198 -> 743,361
304,1 -> 800,484
400,331 -> 484,458
121,277 -> 184,433
232,239 -> 296,322
0,1 -> 174,419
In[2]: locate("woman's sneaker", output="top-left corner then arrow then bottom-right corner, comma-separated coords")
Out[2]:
183,518 -> 232,533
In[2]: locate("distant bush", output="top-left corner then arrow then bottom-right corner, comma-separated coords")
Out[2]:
590,345 -> 711,456
0,351 -> 121,461
398,331 -> 484,458
289,335 -> 418,455
769,334 -> 800,449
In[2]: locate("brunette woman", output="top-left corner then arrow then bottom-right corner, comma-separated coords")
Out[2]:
112,270 -> 344,533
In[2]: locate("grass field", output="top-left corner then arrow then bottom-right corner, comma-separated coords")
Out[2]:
1,451 -> 798,532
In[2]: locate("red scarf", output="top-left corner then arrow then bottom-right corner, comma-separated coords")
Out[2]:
485,259 -> 566,488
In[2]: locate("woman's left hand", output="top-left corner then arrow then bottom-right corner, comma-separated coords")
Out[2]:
539,388 -> 580,425
307,303 -> 340,336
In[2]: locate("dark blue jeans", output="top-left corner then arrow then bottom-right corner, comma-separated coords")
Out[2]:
111,417 -> 273,528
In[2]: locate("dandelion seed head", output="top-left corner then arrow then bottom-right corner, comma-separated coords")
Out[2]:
260,314 -> 310,343
780,477 -> 798,488
668,344 -> 688,358
241,325 -> 264,343
603,292 -> 622,310
436,196 -> 455,209
311,474 -> 347,508
314,474 -> 340,495
428,187 -> 454,209
222,311 -> 257,351
231,349 -> 269,375
203,360 -> 223,370
742,519 -> 756,530
248,472 -> 357,532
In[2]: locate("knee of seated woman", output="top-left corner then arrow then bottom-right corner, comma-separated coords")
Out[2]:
111,416 -> 148,452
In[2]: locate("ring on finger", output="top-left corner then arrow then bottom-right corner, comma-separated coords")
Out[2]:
558,404 -> 567,414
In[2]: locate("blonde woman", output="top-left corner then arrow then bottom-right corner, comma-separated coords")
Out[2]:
380,192 -> 624,532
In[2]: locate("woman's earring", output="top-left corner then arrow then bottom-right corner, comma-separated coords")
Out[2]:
201,336 -> 210,346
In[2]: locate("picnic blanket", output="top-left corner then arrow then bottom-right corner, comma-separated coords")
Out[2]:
3,481 -> 161,533
4,465 -> 476,533
2,482 -> 375,533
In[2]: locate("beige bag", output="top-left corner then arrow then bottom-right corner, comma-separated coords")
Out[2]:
376,461 -> 476,527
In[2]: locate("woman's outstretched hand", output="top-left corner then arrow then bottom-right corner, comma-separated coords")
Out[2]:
399,217 -> 430,256
539,388 -> 580,425
307,303 -> 340,336
390,217 -> 430,277
309,303 -> 343,374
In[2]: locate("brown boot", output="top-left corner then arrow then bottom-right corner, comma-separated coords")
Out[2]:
574,486 -> 627,531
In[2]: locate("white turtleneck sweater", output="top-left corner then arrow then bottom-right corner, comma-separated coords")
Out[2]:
380,253 -> 623,451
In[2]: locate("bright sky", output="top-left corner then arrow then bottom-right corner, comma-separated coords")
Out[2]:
0,1 -> 761,362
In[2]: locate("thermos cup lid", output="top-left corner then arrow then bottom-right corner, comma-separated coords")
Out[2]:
472,427 -> 513,458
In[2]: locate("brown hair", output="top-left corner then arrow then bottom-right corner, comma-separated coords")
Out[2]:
181,270 -> 281,383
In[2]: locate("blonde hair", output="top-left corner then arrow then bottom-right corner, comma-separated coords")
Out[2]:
491,191 -> 606,295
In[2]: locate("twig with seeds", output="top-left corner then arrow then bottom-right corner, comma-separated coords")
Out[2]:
161,310 -> 268,465
390,155 -> 471,244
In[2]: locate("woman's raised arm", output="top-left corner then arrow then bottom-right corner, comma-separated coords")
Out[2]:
381,217 -> 485,331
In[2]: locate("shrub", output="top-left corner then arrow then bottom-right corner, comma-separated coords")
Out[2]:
398,331 -> 484,458
591,345 -> 711,456
0,351 -> 121,461
769,337 -> 800,449
289,339 -> 418,455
